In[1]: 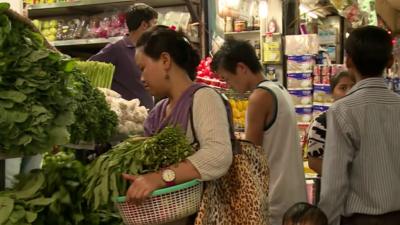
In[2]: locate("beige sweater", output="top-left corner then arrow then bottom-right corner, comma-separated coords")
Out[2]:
186,88 -> 232,181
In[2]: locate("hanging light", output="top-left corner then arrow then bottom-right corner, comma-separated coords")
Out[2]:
259,0 -> 268,19
299,4 -> 318,19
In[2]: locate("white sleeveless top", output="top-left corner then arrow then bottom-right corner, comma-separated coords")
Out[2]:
247,81 -> 307,225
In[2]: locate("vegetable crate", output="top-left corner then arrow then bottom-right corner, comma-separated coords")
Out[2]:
115,180 -> 203,225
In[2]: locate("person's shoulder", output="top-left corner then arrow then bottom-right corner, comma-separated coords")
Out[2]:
194,86 -> 220,98
250,86 -> 276,106
101,40 -> 122,52
330,94 -> 355,112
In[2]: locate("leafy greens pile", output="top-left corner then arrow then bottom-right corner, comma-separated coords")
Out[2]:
0,3 -> 118,154
0,151 -> 122,225
68,68 -> 118,144
84,126 -> 194,209
0,4 -> 75,154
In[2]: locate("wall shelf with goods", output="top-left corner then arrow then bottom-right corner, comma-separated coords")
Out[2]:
224,30 -> 260,36
27,0 -> 200,18
26,0 -> 203,58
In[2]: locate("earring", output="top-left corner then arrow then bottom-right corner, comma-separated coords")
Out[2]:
165,73 -> 170,80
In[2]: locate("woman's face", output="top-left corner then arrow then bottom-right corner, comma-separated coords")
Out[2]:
332,76 -> 355,101
136,49 -> 169,97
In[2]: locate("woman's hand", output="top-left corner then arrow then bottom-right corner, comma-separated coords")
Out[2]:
123,173 -> 164,204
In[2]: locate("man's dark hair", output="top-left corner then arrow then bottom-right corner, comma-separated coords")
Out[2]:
137,25 -> 200,80
126,3 -> 158,32
211,38 -> 263,74
282,202 -> 328,225
345,26 -> 393,77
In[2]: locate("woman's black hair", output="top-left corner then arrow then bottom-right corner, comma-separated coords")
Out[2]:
136,25 -> 200,81
330,71 -> 354,92
282,202 -> 328,225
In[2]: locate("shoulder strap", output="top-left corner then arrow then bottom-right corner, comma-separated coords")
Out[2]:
189,87 -> 238,152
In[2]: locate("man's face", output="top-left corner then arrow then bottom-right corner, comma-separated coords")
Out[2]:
145,18 -> 157,30
217,66 -> 247,94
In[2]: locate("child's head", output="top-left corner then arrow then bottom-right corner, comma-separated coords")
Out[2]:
345,26 -> 393,78
135,25 -> 200,97
282,202 -> 328,225
211,38 -> 263,93
330,71 -> 355,101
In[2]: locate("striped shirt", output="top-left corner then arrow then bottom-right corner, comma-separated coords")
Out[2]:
319,77 -> 400,225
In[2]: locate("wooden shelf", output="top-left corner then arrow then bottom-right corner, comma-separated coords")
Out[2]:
27,0 -> 198,19
50,36 -> 123,47
224,30 -> 260,36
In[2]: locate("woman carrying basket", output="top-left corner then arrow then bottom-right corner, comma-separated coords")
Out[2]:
122,25 -> 233,224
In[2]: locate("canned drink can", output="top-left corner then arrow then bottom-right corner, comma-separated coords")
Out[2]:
321,65 -> 329,76
322,75 -> 330,84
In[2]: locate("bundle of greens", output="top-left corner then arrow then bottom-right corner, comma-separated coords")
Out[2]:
0,3 -> 118,152
0,3 -> 76,154
68,68 -> 118,144
84,126 -> 194,209
0,151 -> 122,225
75,61 -> 115,89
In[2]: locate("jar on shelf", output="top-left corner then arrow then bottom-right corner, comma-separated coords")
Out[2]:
253,16 -> 260,30
225,17 -> 233,33
234,20 -> 246,32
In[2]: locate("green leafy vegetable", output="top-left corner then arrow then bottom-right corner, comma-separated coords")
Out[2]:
0,151 -> 122,225
0,9 -> 118,154
0,10 -> 76,154
84,126 -> 194,209
68,69 -> 118,144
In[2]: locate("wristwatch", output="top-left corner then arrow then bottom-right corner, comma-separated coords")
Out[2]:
161,169 -> 176,187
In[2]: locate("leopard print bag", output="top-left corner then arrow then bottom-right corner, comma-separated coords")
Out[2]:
193,140 -> 270,225
188,90 -> 270,225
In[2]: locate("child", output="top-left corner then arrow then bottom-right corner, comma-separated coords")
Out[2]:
306,71 -> 355,175
283,202 -> 328,225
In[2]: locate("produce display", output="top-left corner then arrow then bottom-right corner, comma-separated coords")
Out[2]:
0,3 -> 118,154
0,4 -> 76,154
31,12 -> 127,41
68,70 -> 118,145
75,61 -> 115,89
98,88 -> 148,136
84,127 -> 194,209
196,57 -> 228,89
229,98 -> 248,129
0,151 -> 122,225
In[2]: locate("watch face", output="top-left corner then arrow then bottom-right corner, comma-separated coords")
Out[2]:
162,169 -> 175,182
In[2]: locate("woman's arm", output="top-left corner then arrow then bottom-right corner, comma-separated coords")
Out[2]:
123,160 -> 200,203
125,88 -> 232,203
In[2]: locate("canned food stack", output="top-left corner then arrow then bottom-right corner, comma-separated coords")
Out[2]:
286,55 -> 315,148
287,55 -> 314,126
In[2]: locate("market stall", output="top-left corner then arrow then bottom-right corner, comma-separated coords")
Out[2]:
24,0 -> 205,58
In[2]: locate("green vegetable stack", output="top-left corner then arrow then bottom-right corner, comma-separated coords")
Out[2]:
0,3 -> 76,154
0,151 -> 122,225
68,68 -> 118,144
0,3 -> 118,152
75,61 -> 115,89
84,126 -> 194,209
